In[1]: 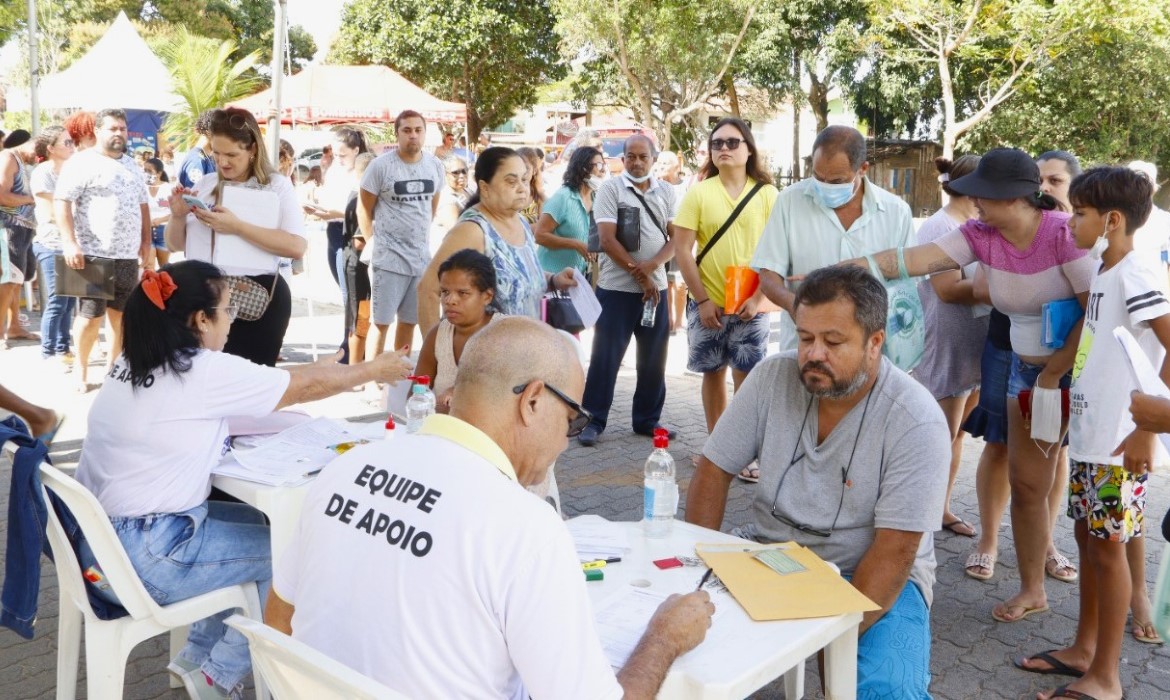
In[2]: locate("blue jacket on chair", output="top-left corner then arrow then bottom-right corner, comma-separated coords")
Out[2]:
0,416 -> 126,640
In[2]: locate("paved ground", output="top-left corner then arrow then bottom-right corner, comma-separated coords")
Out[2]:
3,296 -> 1170,699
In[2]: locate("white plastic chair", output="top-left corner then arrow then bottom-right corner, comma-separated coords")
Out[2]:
225,615 -> 408,699
39,463 -> 268,700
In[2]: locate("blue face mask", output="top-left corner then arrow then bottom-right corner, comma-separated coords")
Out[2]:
813,178 -> 858,209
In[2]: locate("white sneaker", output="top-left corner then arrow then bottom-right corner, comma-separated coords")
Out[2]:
179,669 -> 243,700
166,656 -> 199,681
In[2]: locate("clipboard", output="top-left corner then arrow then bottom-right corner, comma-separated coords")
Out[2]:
53,254 -> 116,299
696,542 -> 879,621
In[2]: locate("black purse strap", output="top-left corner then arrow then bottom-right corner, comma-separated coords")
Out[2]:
695,181 -> 765,267
627,188 -> 667,243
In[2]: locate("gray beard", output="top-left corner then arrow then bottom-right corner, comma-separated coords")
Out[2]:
807,367 -> 870,400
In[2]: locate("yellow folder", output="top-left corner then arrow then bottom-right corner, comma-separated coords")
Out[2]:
696,542 -> 880,621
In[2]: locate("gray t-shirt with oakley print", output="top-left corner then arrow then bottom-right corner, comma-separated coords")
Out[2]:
360,150 -> 446,276
702,352 -> 950,605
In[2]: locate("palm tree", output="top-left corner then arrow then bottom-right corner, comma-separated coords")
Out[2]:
159,28 -> 263,149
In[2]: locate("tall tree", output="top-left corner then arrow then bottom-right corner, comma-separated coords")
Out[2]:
740,0 -> 868,133
552,0 -> 759,150
964,2 -> 1170,172
868,0 -> 1072,157
331,0 -> 566,141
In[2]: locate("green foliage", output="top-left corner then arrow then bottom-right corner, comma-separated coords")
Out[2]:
331,0 -> 565,139
158,28 -> 262,149
552,0 -> 758,150
10,0 -> 314,80
739,0 -> 869,130
964,3 -> 1170,173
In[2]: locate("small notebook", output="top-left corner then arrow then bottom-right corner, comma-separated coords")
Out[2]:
1041,298 -> 1084,349
54,255 -> 115,299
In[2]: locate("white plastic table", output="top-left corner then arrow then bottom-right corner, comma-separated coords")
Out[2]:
575,514 -> 861,700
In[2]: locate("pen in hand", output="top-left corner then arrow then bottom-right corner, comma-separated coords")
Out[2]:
696,567 -> 713,591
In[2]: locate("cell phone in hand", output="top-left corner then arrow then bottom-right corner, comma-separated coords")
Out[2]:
182,195 -> 209,210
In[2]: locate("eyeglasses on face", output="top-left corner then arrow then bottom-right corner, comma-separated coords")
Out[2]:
591,161 -> 607,171
710,138 -> 744,152
448,168 -> 468,176
215,303 -> 240,322
512,381 -> 593,437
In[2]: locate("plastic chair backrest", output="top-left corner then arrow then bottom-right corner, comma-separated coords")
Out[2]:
225,616 -> 407,700
40,463 -> 161,620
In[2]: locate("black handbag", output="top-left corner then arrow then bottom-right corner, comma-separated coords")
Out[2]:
543,292 -> 585,334
586,211 -> 601,253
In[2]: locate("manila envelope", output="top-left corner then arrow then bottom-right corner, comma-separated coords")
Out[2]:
696,542 -> 879,622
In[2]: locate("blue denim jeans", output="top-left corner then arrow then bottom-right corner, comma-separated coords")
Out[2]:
32,243 -> 75,357
111,501 -> 271,691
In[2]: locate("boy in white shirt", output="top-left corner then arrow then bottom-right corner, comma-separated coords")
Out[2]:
1018,167 -> 1170,700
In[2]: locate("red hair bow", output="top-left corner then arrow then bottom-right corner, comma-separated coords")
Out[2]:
141,269 -> 177,310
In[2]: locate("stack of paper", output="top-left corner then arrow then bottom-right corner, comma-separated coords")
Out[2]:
593,587 -> 729,670
213,417 -> 369,486
566,517 -> 631,562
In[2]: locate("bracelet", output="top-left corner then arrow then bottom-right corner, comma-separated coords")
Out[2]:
547,275 -> 558,292
695,298 -> 711,307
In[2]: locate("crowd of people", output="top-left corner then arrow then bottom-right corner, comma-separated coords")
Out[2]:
4,103 -> 1170,700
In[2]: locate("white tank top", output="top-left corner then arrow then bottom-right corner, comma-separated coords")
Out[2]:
434,313 -> 503,397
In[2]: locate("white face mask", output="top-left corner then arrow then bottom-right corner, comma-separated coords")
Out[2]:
1088,224 -> 1110,261
587,175 -> 605,191
624,171 -> 651,184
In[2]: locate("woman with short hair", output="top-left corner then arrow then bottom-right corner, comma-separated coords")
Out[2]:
165,107 -> 308,366
76,259 -> 411,699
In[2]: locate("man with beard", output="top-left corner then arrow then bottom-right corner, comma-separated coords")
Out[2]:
684,265 -> 949,699
55,108 -> 150,389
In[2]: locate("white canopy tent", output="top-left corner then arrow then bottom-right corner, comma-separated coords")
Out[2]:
38,11 -> 180,112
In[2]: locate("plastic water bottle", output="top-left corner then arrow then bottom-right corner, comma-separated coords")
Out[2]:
405,377 -> 435,434
643,428 -> 677,537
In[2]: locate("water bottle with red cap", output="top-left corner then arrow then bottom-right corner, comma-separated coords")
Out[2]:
643,427 -> 677,537
405,375 -> 436,434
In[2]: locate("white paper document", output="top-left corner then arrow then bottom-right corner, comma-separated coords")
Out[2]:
594,587 -> 727,670
1113,327 -> 1170,454
567,268 -> 602,328
218,417 -> 365,485
566,516 -> 631,562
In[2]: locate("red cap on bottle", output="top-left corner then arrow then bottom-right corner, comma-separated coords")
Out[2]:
653,427 -> 669,449
385,416 -> 395,430
407,375 -> 430,387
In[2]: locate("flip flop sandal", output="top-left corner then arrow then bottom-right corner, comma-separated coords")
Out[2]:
992,602 -> 1050,623
1047,685 -> 1101,700
737,465 -> 759,483
1132,620 -> 1164,644
964,552 -> 995,580
1012,650 -> 1085,677
943,518 -> 976,537
1046,553 -> 1078,583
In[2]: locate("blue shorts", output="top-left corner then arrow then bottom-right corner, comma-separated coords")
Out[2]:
962,339 -> 1011,444
857,581 -> 933,700
685,299 -> 769,374
1006,354 -> 1071,399
151,224 -> 167,250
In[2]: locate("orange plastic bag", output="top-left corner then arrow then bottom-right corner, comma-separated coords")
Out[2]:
724,266 -> 759,314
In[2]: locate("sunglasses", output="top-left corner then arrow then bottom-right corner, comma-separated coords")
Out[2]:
710,138 -> 744,151
448,168 -> 468,176
512,381 -> 593,437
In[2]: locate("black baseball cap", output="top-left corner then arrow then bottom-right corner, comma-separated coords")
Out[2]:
948,148 -> 1041,200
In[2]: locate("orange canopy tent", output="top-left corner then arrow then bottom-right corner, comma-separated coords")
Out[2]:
232,64 -> 466,125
